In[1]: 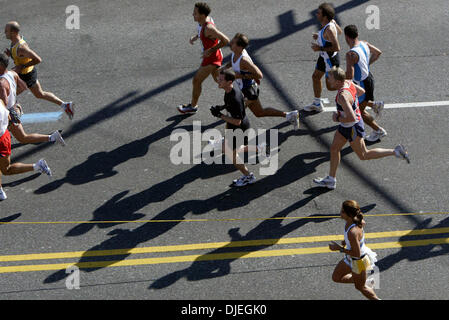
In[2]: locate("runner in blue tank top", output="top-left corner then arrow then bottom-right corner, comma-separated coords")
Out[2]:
344,24 -> 387,142
304,3 -> 342,113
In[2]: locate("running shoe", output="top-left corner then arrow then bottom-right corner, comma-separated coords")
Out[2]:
50,130 -> 66,146
0,188 -> 7,201
63,102 -> 74,120
365,127 -> 387,142
372,101 -> 384,118
394,144 -> 410,163
286,110 -> 300,130
303,99 -> 324,112
233,173 -> 256,187
313,175 -> 336,189
177,103 -> 198,114
36,159 -> 52,176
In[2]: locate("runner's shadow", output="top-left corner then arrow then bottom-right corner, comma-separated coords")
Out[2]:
376,217 -> 449,272
33,116 -> 222,195
2,173 -> 41,188
149,188 -> 334,289
149,199 -> 377,289
63,161 -> 236,237
43,151 -> 334,284
0,213 -> 21,223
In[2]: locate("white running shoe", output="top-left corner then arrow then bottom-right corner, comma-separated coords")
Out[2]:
0,188 -> 7,201
63,102 -> 74,120
177,104 -> 198,114
286,110 -> 300,130
394,144 -> 410,163
233,172 -> 256,187
36,159 -> 52,176
50,130 -> 66,146
372,101 -> 384,118
365,127 -> 387,142
313,175 -> 336,189
303,99 -> 324,112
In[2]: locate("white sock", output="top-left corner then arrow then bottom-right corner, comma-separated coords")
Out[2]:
33,163 -> 38,171
328,176 -> 336,182
48,135 -> 54,142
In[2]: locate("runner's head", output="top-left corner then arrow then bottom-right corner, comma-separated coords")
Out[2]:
0,53 -> 9,72
230,33 -> 249,53
5,21 -> 20,40
344,24 -> 359,46
193,2 -> 211,23
218,69 -> 235,90
340,200 -> 364,228
317,3 -> 335,24
328,66 -> 346,89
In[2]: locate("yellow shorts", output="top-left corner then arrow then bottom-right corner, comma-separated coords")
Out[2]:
351,255 -> 372,274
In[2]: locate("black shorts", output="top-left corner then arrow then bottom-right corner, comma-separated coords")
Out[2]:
316,53 -> 340,74
337,121 -> 365,142
241,84 -> 259,101
225,118 -> 250,150
18,68 -> 38,88
355,73 -> 374,104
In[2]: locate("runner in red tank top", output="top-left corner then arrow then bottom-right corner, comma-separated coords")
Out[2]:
313,67 -> 410,190
200,21 -> 223,67
177,3 -> 229,114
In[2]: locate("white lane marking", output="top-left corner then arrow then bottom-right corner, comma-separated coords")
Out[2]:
321,100 -> 449,112
20,112 -> 64,124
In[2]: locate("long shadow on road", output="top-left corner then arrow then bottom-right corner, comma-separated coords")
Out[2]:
33,116 -> 222,195
148,194 -> 378,289
376,216 -> 449,272
43,150 -> 336,284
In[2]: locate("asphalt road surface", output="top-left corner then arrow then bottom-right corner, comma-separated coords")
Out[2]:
0,0 -> 448,302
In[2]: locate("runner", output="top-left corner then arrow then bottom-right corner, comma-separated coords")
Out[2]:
0,54 -> 65,147
210,69 -> 266,187
219,33 -> 299,130
344,24 -> 386,142
313,67 -> 409,190
329,200 -> 380,300
178,3 -> 229,114
304,3 -> 342,112
4,21 -> 74,119
0,98 -> 52,201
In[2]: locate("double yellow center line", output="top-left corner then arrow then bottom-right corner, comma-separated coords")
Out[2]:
0,227 -> 448,274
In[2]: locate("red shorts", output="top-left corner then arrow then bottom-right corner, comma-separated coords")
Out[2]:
201,50 -> 223,67
0,130 -> 11,158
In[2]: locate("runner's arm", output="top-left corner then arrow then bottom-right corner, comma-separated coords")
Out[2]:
0,82 -> 9,107
12,71 -> 27,94
17,45 -> 42,67
202,24 -> 229,57
345,51 -> 358,80
323,25 -> 341,52
331,19 -> 343,35
336,91 -> 357,123
14,44 -> 42,73
342,228 -> 362,258
366,42 -> 382,65
353,83 -> 365,97
238,58 -> 263,81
